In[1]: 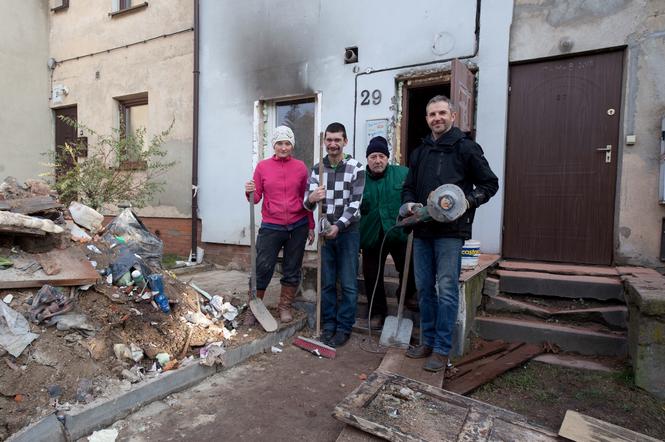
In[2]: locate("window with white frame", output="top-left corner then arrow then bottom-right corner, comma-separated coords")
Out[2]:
264,97 -> 317,169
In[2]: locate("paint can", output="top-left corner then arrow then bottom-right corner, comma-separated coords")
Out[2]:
461,239 -> 480,269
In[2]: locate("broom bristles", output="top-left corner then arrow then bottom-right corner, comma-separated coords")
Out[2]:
292,336 -> 336,359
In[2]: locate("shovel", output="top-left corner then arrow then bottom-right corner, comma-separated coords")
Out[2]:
379,232 -> 414,348
248,191 -> 278,332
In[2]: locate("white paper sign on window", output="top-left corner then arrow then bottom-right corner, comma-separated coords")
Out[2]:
366,119 -> 389,149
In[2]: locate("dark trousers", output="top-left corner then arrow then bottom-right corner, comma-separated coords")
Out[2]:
255,224 -> 308,290
361,238 -> 417,317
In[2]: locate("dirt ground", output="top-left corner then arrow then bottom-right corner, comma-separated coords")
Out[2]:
471,360 -> 665,440
109,333 -> 384,442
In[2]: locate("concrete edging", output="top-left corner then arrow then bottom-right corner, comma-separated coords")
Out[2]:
8,318 -> 306,442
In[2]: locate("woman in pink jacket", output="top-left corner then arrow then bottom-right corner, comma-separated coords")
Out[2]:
244,126 -> 315,324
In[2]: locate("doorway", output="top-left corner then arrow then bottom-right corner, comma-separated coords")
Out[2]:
502,51 -> 624,265
398,59 -> 475,166
54,105 -> 78,182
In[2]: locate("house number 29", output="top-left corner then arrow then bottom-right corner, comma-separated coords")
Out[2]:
360,89 -> 382,105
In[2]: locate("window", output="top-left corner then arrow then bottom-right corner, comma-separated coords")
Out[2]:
110,0 -> 148,17
51,0 -> 69,13
265,97 -> 317,168
117,93 -> 148,169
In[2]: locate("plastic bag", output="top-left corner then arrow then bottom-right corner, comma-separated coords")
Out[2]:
30,285 -> 73,324
109,246 -> 151,285
101,209 -> 163,268
0,302 -> 39,357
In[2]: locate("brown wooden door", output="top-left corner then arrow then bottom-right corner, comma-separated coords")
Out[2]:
54,106 -> 78,182
503,51 -> 623,265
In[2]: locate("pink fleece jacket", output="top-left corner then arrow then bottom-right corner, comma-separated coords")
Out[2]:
247,155 -> 314,229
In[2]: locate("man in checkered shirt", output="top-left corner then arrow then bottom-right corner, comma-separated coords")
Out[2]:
304,122 -> 365,348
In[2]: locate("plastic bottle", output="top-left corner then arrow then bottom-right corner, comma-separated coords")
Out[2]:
131,269 -> 145,286
147,274 -> 170,313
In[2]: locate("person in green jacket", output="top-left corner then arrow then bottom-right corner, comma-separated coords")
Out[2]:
358,136 -> 417,330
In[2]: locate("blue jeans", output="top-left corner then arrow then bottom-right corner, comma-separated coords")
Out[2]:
321,229 -> 360,334
413,237 -> 463,356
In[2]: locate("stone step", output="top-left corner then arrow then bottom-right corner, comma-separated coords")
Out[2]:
475,316 -> 627,356
484,295 -> 628,330
498,260 -> 618,277
496,270 -> 624,302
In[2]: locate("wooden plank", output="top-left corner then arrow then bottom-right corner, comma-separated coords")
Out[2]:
446,343 -> 542,395
0,225 -> 46,236
559,410 -> 661,442
333,371 -> 558,441
34,251 -> 62,275
499,260 -> 619,277
0,248 -> 99,288
450,343 -> 523,380
377,348 -> 445,388
452,340 -> 509,367
2,196 -> 62,215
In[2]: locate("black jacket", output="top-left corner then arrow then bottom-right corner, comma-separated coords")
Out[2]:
401,127 -> 499,240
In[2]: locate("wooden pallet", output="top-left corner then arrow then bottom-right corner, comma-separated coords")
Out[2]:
334,371 -> 558,441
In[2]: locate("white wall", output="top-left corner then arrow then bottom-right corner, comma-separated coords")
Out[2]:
0,1 -> 51,181
199,0 -> 513,251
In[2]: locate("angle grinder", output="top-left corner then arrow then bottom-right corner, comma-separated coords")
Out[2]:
397,183 -> 467,227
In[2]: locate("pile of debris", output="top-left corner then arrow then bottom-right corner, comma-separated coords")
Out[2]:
0,177 -> 247,438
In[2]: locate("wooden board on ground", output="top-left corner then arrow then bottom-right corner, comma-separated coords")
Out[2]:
1,196 -> 62,215
377,347 -> 445,388
559,410 -> 661,442
451,339 -> 509,367
34,251 -> 62,275
446,343 -> 542,395
0,248 -> 99,288
333,371 -> 558,442
0,225 -> 46,236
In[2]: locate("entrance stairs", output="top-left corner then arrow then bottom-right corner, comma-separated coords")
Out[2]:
475,260 -> 628,356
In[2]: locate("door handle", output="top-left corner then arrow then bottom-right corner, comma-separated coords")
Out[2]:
596,145 -> 612,163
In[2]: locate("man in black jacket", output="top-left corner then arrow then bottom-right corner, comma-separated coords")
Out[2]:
401,95 -> 498,372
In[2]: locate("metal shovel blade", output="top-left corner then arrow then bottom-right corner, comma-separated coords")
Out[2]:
249,297 -> 278,332
379,316 -> 413,348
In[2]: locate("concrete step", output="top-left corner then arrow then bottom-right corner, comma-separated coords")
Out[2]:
498,260 -> 618,277
484,295 -> 628,330
475,316 -> 627,356
496,270 -> 624,302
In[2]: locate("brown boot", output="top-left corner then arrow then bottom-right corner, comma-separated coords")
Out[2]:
243,289 -> 265,327
278,285 -> 297,323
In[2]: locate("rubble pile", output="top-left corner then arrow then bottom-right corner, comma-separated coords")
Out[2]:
0,177 -> 247,439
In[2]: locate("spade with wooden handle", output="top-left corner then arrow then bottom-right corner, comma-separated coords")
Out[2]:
249,191 -> 278,332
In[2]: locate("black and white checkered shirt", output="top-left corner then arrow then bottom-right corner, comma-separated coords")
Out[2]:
304,154 -> 365,231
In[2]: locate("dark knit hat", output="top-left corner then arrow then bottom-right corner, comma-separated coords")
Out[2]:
366,136 -> 389,158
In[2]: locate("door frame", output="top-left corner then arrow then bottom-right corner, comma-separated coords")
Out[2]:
395,59 -> 477,167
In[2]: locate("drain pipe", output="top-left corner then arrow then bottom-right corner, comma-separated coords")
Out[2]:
190,0 -> 200,262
